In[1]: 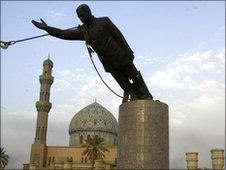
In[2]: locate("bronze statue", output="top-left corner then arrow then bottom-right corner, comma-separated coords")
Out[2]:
32,4 -> 153,101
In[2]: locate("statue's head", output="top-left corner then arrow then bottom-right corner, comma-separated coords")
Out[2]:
76,4 -> 93,24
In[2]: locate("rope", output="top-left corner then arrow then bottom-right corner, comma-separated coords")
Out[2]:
82,26 -> 124,99
11,33 -> 50,44
86,44 -> 123,99
1,34 -> 49,49
0,26 -> 78,49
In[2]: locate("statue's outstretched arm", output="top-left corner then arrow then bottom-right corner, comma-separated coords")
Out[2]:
45,26 -> 84,41
32,19 -> 84,41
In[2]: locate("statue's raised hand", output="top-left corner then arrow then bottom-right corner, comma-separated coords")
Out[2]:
32,19 -> 48,30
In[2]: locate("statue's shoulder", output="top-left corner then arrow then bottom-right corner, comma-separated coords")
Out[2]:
95,16 -> 110,22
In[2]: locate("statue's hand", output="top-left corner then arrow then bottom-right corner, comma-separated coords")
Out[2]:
32,19 -> 48,30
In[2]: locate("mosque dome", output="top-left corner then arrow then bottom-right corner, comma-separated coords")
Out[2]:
69,101 -> 118,147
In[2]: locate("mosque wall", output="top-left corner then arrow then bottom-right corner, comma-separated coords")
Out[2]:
44,146 -> 117,168
69,131 -> 117,147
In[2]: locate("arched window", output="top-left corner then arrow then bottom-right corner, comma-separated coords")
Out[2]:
81,157 -> 83,163
80,135 -> 83,144
48,157 -> 51,165
85,157 -> 87,163
87,135 -> 91,141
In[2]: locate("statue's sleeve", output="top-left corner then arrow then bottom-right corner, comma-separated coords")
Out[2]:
105,17 -> 133,55
45,26 -> 84,40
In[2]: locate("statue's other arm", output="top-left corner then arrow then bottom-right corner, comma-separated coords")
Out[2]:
105,17 -> 133,56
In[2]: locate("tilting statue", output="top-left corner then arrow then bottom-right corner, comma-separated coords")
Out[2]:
32,4 -> 153,102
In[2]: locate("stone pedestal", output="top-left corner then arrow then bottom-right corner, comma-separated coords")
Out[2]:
186,152 -> 198,170
117,100 -> 169,169
211,149 -> 224,170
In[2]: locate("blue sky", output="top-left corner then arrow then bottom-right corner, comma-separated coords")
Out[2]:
1,1 -> 225,169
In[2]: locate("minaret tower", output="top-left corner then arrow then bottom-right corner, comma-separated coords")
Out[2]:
29,56 -> 54,168
34,55 -> 54,145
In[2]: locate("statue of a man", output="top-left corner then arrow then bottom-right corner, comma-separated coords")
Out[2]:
32,4 -> 153,101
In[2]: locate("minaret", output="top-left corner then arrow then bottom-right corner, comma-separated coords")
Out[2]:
34,55 -> 54,145
29,56 -> 54,168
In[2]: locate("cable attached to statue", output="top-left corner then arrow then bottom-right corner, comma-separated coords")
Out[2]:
0,34 -> 49,49
0,26 -> 78,49
85,44 -> 123,99
0,27 -> 124,99
82,28 -> 124,99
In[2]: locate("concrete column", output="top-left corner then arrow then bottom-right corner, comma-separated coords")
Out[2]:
117,100 -> 169,169
186,152 -> 198,170
211,149 -> 224,170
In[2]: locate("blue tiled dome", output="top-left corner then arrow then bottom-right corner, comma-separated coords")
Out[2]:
69,102 -> 118,146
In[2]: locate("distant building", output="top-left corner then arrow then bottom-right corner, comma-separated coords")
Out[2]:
186,149 -> 225,170
23,57 -> 117,169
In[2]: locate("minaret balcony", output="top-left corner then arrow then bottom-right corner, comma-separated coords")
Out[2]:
39,75 -> 54,84
36,101 -> 52,112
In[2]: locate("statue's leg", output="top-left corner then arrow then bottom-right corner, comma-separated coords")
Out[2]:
122,91 -> 129,103
133,71 -> 153,100
110,69 -> 138,101
123,62 -> 153,100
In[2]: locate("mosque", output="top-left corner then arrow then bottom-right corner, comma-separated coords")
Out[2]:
23,57 -> 117,169
23,57 -> 225,170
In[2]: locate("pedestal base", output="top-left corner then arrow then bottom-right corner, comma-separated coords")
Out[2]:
117,100 -> 169,169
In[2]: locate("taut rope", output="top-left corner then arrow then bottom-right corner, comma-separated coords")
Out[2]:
82,27 -> 123,98
85,43 -> 123,98
1,34 -> 49,49
0,26 -> 78,49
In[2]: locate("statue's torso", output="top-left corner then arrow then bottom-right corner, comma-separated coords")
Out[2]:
85,17 -> 122,62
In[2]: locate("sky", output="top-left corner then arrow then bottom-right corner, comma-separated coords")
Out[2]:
1,1 -> 225,169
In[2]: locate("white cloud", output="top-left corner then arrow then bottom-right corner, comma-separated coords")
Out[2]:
200,62 -> 216,71
147,48 -> 225,168
148,48 -> 225,90
191,80 -> 224,95
215,48 -> 225,63
53,68 -> 87,91
54,79 -> 72,91
46,10 -> 67,21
